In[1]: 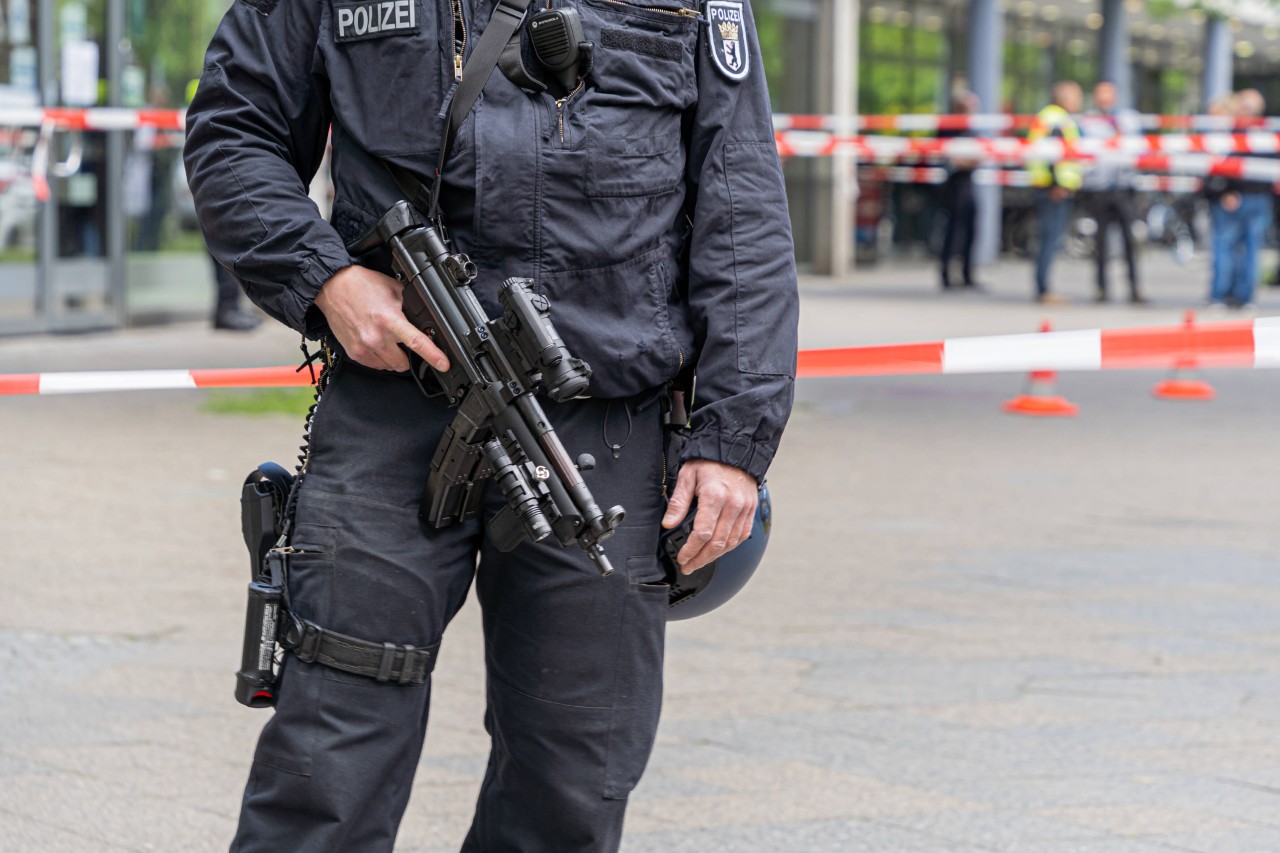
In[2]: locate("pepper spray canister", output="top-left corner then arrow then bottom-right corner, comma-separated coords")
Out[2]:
234,551 -> 286,708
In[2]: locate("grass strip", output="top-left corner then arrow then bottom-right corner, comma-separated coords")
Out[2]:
203,387 -> 314,417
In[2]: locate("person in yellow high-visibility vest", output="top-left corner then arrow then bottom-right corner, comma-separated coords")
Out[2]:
1028,82 -> 1084,303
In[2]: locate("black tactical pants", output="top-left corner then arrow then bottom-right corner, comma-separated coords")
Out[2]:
231,358 -> 669,852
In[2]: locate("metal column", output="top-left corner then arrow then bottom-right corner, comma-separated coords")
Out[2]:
1202,16 -> 1233,109
968,0 -> 1004,267
1099,0 -> 1132,107
105,0 -> 127,326
826,0 -> 857,277
35,0 -> 56,328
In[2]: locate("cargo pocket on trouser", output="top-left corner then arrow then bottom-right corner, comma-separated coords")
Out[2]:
603,556 -> 669,799
248,524 -> 336,778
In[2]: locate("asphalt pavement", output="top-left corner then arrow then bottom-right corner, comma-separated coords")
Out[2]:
3,251 -> 1280,851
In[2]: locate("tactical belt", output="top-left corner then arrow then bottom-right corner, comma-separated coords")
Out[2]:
279,613 -> 439,685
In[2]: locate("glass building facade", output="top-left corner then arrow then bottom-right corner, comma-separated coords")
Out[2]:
0,0 -> 227,333
758,0 -> 1280,271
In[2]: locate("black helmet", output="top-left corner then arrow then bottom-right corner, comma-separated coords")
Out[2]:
660,483 -> 772,620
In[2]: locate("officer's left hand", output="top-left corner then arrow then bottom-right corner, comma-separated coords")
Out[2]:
662,460 -> 758,574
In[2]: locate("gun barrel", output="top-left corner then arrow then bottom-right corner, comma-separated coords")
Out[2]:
589,547 -> 614,578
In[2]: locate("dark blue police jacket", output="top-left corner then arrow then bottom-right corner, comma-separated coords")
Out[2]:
184,0 -> 798,482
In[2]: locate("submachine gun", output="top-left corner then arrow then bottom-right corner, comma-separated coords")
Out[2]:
350,201 -> 626,576
231,204 -> 625,709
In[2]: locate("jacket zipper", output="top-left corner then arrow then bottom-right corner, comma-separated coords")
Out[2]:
601,0 -> 700,17
451,0 -> 467,80
555,78 -> 584,144
661,448 -> 668,497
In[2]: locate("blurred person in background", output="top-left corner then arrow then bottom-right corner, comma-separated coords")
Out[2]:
1077,80 -> 1144,304
183,79 -> 261,331
938,90 -> 983,292
1207,93 -> 1237,119
1204,89 -> 1269,310
1028,81 -> 1084,304
126,85 -> 178,253
210,255 -> 261,331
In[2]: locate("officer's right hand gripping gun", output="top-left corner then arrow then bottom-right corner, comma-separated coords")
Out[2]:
349,201 -> 625,576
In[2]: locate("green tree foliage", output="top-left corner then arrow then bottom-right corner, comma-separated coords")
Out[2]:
128,0 -> 227,105
51,0 -> 225,105
1149,0 -> 1280,23
752,4 -> 786,108
858,21 -> 946,114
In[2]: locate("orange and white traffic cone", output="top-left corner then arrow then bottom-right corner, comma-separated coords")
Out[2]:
1153,310 -> 1216,401
1002,321 -> 1079,417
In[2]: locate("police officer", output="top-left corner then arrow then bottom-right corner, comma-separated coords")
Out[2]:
183,0 -> 797,850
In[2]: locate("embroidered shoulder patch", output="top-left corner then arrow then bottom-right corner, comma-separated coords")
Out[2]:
705,0 -> 749,82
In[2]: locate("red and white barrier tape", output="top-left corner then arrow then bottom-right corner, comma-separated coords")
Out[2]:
784,133 -> 1280,182
0,106 -> 1267,177
798,317 -> 1280,378
0,107 -> 185,132
0,107 -> 1272,139
775,113 -> 1280,134
0,366 -> 307,396
857,166 -> 1204,192
2,318 -> 1277,395
0,108 -> 1275,140
779,131 -> 1280,166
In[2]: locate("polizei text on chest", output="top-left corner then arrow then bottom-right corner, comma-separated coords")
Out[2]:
335,0 -> 418,42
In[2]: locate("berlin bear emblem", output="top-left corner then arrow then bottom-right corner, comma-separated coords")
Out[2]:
705,0 -> 750,82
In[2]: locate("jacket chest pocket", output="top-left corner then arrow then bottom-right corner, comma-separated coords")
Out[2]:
322,0 -> 448,157
573,0 -> 698,197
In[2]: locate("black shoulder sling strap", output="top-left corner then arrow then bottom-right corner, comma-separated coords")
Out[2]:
386,0 -> 533,223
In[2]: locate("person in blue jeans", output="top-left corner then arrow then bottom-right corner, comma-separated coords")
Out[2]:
1208,191 -> 1243,307
1035,190 -> 1075,301
1206,187 -> 1271,309
1237,191 -> 1272,308
1207,89 -> 1271,310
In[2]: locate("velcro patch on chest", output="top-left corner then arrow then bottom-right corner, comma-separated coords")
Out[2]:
601,28 -> 683,63
333,0 -> 419,43
705,0 -> 749,82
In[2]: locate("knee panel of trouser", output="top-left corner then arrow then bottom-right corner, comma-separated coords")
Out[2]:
478,523 -> 666,708
241,656 -> 431,849
478,542 -> 668,803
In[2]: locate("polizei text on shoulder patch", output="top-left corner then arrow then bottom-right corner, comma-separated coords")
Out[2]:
705,0 -> 749,82
334,0 -> 419,43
